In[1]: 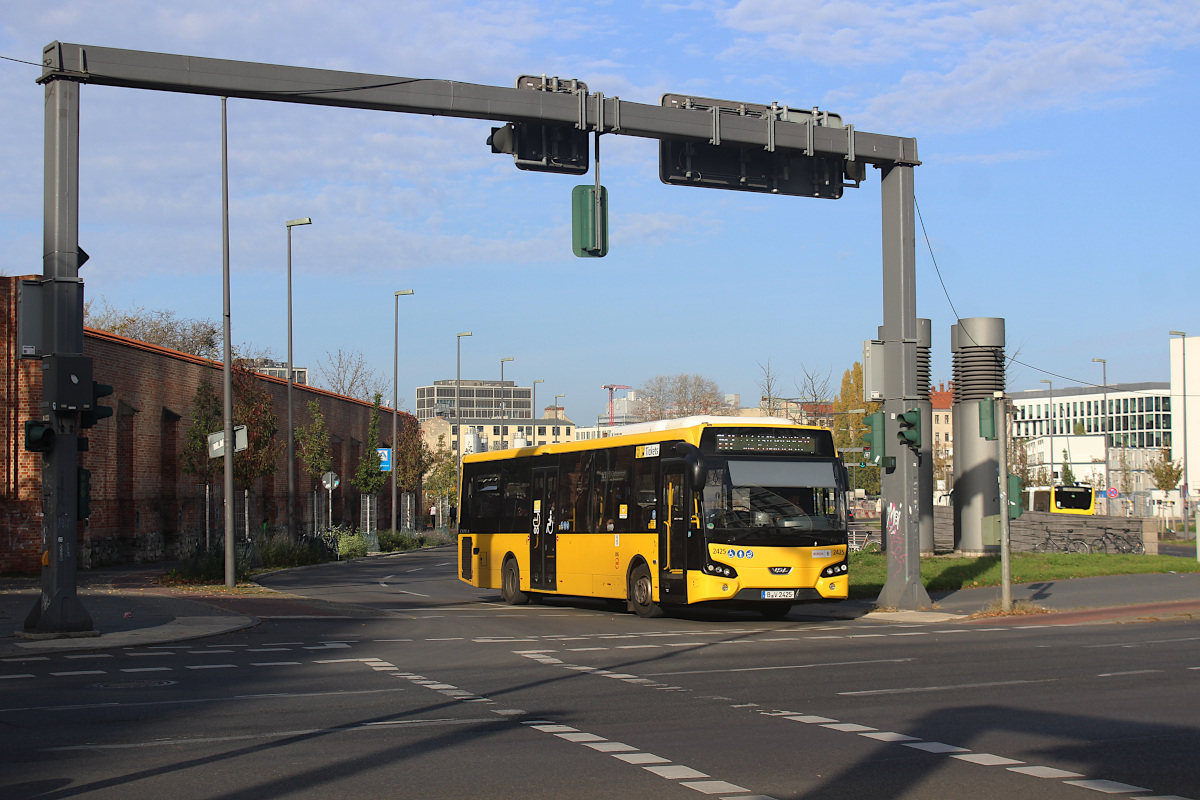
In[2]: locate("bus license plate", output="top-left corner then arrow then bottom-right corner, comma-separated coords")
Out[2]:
761,590 -> 796,600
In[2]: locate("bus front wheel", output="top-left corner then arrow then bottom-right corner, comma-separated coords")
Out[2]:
501,559 -> 529,605
628,564 -> 665,618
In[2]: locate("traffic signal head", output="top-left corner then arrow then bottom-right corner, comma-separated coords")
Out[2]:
24,420 -> 56,452
80,382 -> 114,429
897,408 -> 921,451
862,411 -> 885,466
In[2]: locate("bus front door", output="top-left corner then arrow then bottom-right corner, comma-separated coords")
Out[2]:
530,467 -> 558,591
659,464 -> 688,603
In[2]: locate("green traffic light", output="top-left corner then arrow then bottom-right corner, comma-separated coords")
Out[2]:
897,408 -> 921,451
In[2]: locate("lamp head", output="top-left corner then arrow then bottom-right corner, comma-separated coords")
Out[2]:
285,217 -> 312,228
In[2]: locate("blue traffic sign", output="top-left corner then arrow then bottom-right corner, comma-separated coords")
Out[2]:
378,447 -> 392,472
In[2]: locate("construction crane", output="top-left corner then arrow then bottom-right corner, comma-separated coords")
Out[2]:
602,384 -> 633,426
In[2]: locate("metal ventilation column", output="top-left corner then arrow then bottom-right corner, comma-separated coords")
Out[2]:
917,318 -> 934,554
951,318 -> 1006,554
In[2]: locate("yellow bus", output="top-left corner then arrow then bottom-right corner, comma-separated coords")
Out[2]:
456,416 -> 851,618
1023,484 -> 1096,515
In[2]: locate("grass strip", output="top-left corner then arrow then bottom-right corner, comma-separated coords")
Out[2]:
848,551 -> 1200,600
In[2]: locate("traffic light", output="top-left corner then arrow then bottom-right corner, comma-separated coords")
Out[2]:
488,122 -> 589,175
1007,473 -> 1024,520
24,420 -> 56,452
896,408 -> 921,451
80,382 -> 114,429
862,411 -> 887,467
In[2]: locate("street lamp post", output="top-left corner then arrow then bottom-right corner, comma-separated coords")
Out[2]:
1093,358 -> 1108,510
499,357 -> 513,421
285,217 -> 312,542
456,332 -> 472,516
1041,379 -> 1054,483
1171,331 -> 1189,532
532,379 -> 544,444
392,289 -> 414,534
554,394 -> 565,443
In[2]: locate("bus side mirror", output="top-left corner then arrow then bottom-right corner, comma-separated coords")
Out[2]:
670,442 -> 708,493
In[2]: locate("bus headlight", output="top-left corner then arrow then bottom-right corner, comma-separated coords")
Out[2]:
820,561 -> 848,578
704,561 -> 737,578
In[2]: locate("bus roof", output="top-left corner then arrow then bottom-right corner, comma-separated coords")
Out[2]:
462,416 -> 831,464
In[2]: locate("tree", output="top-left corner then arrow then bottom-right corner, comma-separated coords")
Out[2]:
393,413 -> 432,493
831,362 -> 881,495
85,297 -> 222,359
631,373 -> 733,421
316,349 -> 389,402
182,375 -> 223,485
1060,449 -> 1075,485
231,362 -> 282,490
295,399 -> 332,491
352,392 -> 388,495
1148,448 -> 1184,492
758,359 -> 784,417
424,434 -> 458,507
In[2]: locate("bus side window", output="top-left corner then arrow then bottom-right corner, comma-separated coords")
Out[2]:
557,452 -> 581,532
500,461 -> 530,532
634,451 -> 659,531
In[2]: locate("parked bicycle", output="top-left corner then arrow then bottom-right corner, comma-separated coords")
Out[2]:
1031,530 -> 1091,554
1090,529 -> 1145,554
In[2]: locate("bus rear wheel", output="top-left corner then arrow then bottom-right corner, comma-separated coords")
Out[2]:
501,559 -> 529,605
628,564 -> 665,618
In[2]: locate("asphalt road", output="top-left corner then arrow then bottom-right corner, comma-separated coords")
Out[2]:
3,548 -> 1198,800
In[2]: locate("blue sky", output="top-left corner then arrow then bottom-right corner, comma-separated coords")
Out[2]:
3,2 -> 1199,426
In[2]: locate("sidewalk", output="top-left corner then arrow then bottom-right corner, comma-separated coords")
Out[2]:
4,566 -> 1200,657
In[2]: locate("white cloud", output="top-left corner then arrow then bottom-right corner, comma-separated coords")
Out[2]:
718,0 -> 1200,131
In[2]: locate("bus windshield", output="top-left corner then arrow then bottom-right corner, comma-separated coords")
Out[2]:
701,457 -> 847,547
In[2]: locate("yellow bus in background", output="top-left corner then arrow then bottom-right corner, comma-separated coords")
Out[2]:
456,416 -> 851,618
1023,484 -> 1096,515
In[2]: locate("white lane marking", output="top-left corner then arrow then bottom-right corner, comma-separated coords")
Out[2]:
617,645 -> 662,650
584,742 -> 638,752
1062,779 -> 1150,793
405,568 -> 424,573
65,653 -> 113,659
557,732 -> 607,742
44,717 -> 495,751
251,662 -> 301,666
903,742 -> 971,753
50,670 -> 106,676
839,679 -> 1050,696
247,648 -> 292,652
1008,766 -> 1084,779
1086,636 -> 1200,649
647,658 -> 913,676
786,715 -> 837,724
121,667 -> 172,673
614,753 -> 670,764
1097,670 -> 1163,677
187,650 -> 233,654
645,765 -> 708,779
186,664 -> 236,670
823,723 -> 876,733
1,656 -> 49,662
860,732 -> 920,742
952,753 -> 1025,766
0,674 -> 34,680
396,590 -> 430,597
680,780 -> 751,794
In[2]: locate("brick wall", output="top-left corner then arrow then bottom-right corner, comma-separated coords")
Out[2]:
1,277 -> 418,572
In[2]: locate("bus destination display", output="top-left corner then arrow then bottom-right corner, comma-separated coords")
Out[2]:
713,431 -> 818,454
